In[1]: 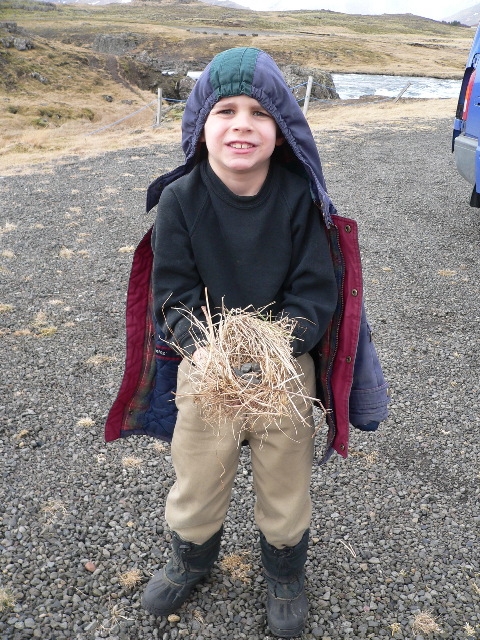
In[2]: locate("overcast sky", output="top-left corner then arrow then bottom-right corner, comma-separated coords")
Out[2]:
247,0 -> 476,20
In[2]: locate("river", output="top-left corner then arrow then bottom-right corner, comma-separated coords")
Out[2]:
331,73 -> 462,100
184,70 -> 462,100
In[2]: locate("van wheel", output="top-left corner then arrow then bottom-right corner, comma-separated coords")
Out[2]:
470,186 -> 480,207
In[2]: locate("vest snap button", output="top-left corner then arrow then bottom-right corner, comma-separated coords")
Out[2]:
345,224 -> 351,233
351,289 -> 358,296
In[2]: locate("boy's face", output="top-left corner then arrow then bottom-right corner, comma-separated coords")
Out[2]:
201,95 -> 284,192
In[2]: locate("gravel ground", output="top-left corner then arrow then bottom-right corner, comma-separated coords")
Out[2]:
1,116 -> 479,640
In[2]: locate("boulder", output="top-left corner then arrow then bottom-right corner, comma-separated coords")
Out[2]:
0,22 -> 21,34
30,71 -> 48,84
280,65 -> 339,101
178,75 -> 196,100
120,57 -> 177,95
136,50 -> 161,70
13,37 -> 33,51
96,50 -> 338,105
135,52 -> 189,76
93,33 -> 141,55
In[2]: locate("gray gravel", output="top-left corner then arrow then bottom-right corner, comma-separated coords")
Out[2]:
1,116 -> 479,640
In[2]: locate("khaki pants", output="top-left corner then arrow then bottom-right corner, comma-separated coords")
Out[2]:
165,353 -> 316,549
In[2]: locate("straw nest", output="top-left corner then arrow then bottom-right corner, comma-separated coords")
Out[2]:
172,298 -> 325,438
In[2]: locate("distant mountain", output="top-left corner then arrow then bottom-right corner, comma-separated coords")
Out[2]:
198,0 -> 248,8
445,4 -> 480,26
34,0 -> 132,4
31,0 -> 247,5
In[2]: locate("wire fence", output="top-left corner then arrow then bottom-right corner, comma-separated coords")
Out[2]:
85,78 -> 443,136
86,99 -> 157,136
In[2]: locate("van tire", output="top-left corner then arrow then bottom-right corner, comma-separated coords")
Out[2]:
470,186 -> 480,207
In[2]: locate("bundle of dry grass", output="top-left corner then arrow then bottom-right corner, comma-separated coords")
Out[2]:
172,297 -> 325,437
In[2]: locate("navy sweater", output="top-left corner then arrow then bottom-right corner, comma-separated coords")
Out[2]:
152,160 -> 337,356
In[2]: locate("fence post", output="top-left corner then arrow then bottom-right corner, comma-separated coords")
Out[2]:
155,87 -> 162,126
394,82 -> 411,103
303,76 -> 313,116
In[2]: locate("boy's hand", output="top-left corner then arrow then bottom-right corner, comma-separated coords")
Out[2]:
192,347 -> 209,369
233,362 -> 262,385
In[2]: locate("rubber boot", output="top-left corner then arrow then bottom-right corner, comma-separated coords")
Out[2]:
260,530 -> 309,638
142,527 -> 222,617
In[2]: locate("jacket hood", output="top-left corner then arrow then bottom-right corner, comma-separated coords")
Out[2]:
147,47 -> 336,225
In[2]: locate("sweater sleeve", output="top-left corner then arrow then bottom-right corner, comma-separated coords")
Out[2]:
280,197 -> 338,356
152,187 -> 206,356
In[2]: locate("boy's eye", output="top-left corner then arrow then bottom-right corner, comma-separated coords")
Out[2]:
253,110 -> 269,117
217,109 -> 234,115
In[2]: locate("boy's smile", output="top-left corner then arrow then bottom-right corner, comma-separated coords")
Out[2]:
201,95 -> 284,196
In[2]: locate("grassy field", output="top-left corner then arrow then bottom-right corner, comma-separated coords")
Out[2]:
0,0 -> 471,171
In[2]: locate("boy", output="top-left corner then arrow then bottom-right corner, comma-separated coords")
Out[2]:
105,47 -> 389,638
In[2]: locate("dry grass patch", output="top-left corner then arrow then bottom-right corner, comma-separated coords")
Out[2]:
308,97 -> 457,137
118,246 -> 135,253
31,310 -> 57,336
0,86 -> 172,176
0,587 -> 16,612
0,304 -> 14,313
411,609 -> 442,635
36,326 -> 57,337
98,599 -> 133,634
2,249 -> 15,258
0,97 -> 458,177
438,268 -> 457,276
59,247 -> 74,259
220,552 -> 252,583
0,222 -> 17,234
121,456 -> 143,469
32,311 -> 48,327
389,622 -> 401,635
192,610 -> 205,625
118,568 -> 142,590
76,417 -> 95,427
85,354 -> 117,366
349,449 -> 380,466
338,539 -> 356,558
174,297 -> 323,440
13,428 -> 29,440
470,578 -> 480,596
41,499 -> 68,526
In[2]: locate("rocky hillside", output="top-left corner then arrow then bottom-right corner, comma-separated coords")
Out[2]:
0,0 -> 473,163
0,0 -> 472,82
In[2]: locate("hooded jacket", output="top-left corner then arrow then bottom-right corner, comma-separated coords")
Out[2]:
104,47 -> 389,462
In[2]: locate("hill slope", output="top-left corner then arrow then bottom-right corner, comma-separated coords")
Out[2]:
0,0 -> 472,169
